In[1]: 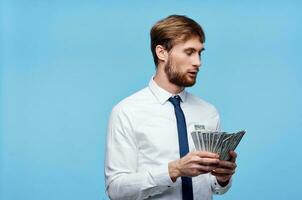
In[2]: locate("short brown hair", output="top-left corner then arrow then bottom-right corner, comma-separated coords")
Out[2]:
150,15 -> 205,66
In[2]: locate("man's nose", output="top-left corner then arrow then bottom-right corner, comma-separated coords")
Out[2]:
192,55 -> 201,67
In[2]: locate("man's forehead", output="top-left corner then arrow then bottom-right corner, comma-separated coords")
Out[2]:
183,37 -> 203,49
174,36 -> 204,50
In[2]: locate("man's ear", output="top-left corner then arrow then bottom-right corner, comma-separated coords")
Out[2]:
155,45 -> 168,63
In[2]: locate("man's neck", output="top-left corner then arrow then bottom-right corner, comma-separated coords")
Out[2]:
153,69 -> 184,94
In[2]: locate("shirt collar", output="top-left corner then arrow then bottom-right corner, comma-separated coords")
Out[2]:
148,77 -> 187,105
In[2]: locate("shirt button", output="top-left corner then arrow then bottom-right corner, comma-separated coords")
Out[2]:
168,186 -> 171,188
148,195 -> 152,198
216,192 -> 219,194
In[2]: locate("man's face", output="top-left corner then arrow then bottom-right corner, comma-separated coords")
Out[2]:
164,36 -> 204,87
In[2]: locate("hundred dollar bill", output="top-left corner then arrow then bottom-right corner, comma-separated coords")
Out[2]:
190,130 -> 246,160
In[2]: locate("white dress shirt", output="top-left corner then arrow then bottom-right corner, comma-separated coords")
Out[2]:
105,78 -> 232,200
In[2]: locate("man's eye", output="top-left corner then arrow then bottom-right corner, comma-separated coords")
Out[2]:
186,51 -> 193,56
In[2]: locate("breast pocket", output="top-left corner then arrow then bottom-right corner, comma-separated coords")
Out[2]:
187,122 -> 206,151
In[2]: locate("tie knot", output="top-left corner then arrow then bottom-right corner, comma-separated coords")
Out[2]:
168,95 -> 182,107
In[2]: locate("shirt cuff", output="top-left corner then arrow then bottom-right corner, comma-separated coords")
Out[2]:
145,163 -> 176,197
210,174 -> 232,195
149,163 -> 176,186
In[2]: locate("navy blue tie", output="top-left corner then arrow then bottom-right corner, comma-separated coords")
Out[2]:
169,95 -> 193,200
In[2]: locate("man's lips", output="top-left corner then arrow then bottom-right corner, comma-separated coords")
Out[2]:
187,70 -> 199,77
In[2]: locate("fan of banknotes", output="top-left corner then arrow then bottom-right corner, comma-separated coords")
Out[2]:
191,125 -> 245,161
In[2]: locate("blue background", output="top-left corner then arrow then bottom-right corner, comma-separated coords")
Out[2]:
1,1 -> 301,199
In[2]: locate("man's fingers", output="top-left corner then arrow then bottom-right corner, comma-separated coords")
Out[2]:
194,151 -> 219,158
196,164 -> 217,172
197,157 -> 219,166
212,168 -> 235,175
229,151 -> 237,162
186,164 -> 217,175
212,171 -> 232,177
218,160 -> 237,169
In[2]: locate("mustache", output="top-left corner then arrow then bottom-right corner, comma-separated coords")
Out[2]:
188,68 -> 199,73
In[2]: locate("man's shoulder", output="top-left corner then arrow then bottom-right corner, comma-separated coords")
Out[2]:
111,86 -> 151,114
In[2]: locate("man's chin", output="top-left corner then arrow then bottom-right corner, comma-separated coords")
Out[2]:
176,79 -> 196,87
183,77 -> 196,87
182,81 -> 196,87
169,75 -> 196,87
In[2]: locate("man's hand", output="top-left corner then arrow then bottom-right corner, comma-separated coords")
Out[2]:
211,151 -> 237,186
169,151 -> 220,182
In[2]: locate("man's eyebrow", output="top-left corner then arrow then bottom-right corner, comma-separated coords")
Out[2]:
184,47 -> 205,52
184,47 -> 195,51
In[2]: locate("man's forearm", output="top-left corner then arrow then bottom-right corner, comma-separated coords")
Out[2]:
107,165 -> 173,200
107,172 -> 147,200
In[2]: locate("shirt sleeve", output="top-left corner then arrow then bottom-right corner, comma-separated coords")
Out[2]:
105,105 -> 175,200
210,174 -> 232,195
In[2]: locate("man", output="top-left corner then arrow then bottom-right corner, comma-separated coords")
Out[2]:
105,15 -> 237,200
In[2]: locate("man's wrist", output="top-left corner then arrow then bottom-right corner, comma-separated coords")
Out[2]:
216,178 -> 230,187
168,160 -> 181,182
